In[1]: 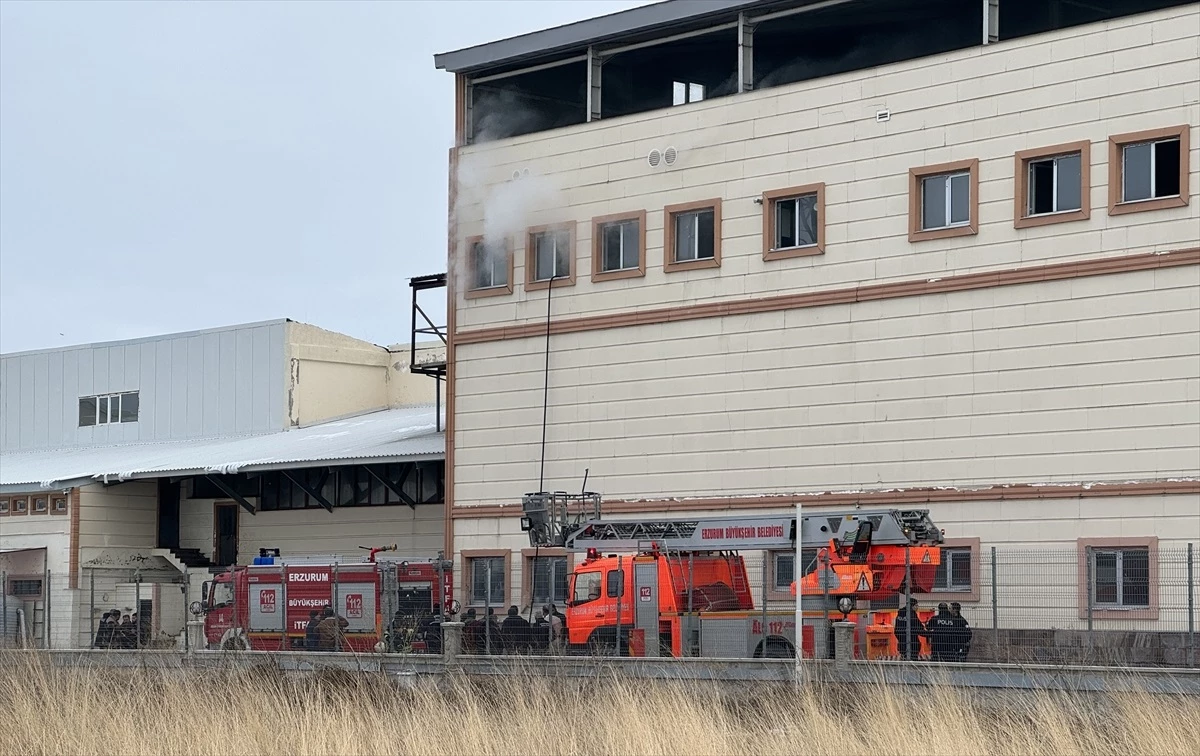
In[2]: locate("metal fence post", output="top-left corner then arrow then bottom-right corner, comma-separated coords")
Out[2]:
614,555 -> 623,657
89,569 -> 95,649
904,547 -> 912,660
45,568 -> 52,650
1085,546 -> 1094,650
135,573 -> 142,650
183,577 -> 190,655
484,559 -> 492,655
279,564 -> 287,651
761,554 -> 769,653
1,571 -> 6,648
687,553 -> 694,657
1188,543 -> 1195,669
990,546 -> 998,656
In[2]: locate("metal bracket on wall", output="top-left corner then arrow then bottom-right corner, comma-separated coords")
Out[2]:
281,469 -> 334,513
364,465 -> 418,510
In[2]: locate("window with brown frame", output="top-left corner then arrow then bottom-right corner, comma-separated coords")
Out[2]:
465,235 -> 512,298
0,498 -> 9,516
1108,125 -> 1190,216
1077,537 -> 1159,620
908,159 -> 979,242
11,497 -> 28,516
462,549 -> 511,608
664,199 -> 721,272
50,495 -> 69,515
591,211 -> 646,283
525,224 -> 576,290
1014,141 -> 1090,229
31,496 -> 48,514
763,183 -> 825,260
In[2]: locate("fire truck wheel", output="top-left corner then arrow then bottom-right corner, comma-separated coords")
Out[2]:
754,636 -> 794,659
219,628 -> 249,651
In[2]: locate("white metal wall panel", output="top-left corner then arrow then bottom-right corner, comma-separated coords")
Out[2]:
0,320 -> 289,452
248,583 -> 285,632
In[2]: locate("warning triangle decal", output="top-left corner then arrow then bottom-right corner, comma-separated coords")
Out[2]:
856,573 -> 870,592
921,551 -> 932,564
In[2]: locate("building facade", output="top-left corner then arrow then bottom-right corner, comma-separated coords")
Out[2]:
435,0 -> 1200,648
1,320 -> 447,649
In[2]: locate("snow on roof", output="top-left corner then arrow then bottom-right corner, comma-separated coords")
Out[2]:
0,405 -> 444,492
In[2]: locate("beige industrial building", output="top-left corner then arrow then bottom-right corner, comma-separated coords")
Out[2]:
1,319 -> 447,649
433,0 -> 1200,650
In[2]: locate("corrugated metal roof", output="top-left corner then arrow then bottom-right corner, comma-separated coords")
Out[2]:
0,406 -> 444,491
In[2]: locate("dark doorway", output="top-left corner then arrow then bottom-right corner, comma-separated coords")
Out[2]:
156,479 -> 181,550
213,504 -> 238,567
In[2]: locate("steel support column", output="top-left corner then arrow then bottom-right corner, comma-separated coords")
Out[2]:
737,13 -> 755,93
983,0 -> 999,44
586,47 -> 603,122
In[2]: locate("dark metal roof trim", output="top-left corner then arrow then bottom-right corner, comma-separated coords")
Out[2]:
433,0 -> 782,74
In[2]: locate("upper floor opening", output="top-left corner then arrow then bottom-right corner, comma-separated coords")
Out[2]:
435,0 -> 1193,144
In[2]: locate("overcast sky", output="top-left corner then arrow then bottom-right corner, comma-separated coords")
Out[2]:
0,0 -> 651,354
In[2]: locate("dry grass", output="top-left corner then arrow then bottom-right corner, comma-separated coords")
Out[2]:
1,653 -> 1197,756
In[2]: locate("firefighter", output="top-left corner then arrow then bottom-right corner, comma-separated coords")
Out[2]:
893,597 -> 928,660
304,610 -> 321,651
927,602 -> 957,662
316,605 -> 349,651
950,602 -> 972,661
501,605 -> 532,654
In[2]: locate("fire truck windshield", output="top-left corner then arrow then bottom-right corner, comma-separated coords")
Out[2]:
210,581 -> 234,610
572,572 -> 601,605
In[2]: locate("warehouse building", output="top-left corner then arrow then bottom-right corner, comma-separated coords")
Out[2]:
432,0 -> 1199,659
0,319 -> 447,649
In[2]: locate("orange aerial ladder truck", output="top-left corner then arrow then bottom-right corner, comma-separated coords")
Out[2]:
521,491 -> 944,658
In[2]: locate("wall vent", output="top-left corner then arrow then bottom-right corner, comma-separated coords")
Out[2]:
647,149 -> 662,167
875,109 -> 891,123
663,146 -> 678,165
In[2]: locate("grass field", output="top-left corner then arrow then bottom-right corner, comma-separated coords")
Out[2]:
1,653 -> 1197,756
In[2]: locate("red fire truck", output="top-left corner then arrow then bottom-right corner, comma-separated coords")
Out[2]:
194,547 -> 455,652
520,492 -> 943,659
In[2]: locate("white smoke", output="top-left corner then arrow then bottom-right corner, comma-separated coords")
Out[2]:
453,150 -> 558,294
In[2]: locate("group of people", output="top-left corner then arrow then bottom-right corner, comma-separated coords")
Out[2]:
462,604 -> 565,655
893,598 -> 972,661
302,605 -> 349,651
92,609 -> 146,649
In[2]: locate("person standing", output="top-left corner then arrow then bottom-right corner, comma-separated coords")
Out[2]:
950,602 -> 972,661
304,610 -> 321,651
893,597 -> 927,661
501,605 -> 532,654
927,602 -> 957,662
316,606 -> 349,651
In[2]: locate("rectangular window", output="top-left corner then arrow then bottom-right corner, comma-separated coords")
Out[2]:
0,499 -> 9,515
773,553 -> 795,591
470,239 -> 509,291
530,556 -> 569,606
1122,139 -> 1181,202
933,548 -> 973,592
12,497 -> 28,514
1093,548 -> 1150,608
1109,126 -> 1189,216
606,569 -> 625,598
922,172 -> 971,230
79,392 -> 139,426
764,183 -> 826,260
1028,153 -> 1082,215
600,219 -> 640,273
51,496 -> 68,514
9,579 -> 43,598
530,228 -> 571,282
469,557 -> 506,606
909,159 -> 978,242
32,496 -> 48,514
674,208 -> 715,262
774,194 -> 819,250
672,81 -> 705,106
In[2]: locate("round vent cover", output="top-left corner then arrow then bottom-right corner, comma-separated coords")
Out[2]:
664,146 -> 678,165
647,149 -> 662,167
511,170 -> 521,180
